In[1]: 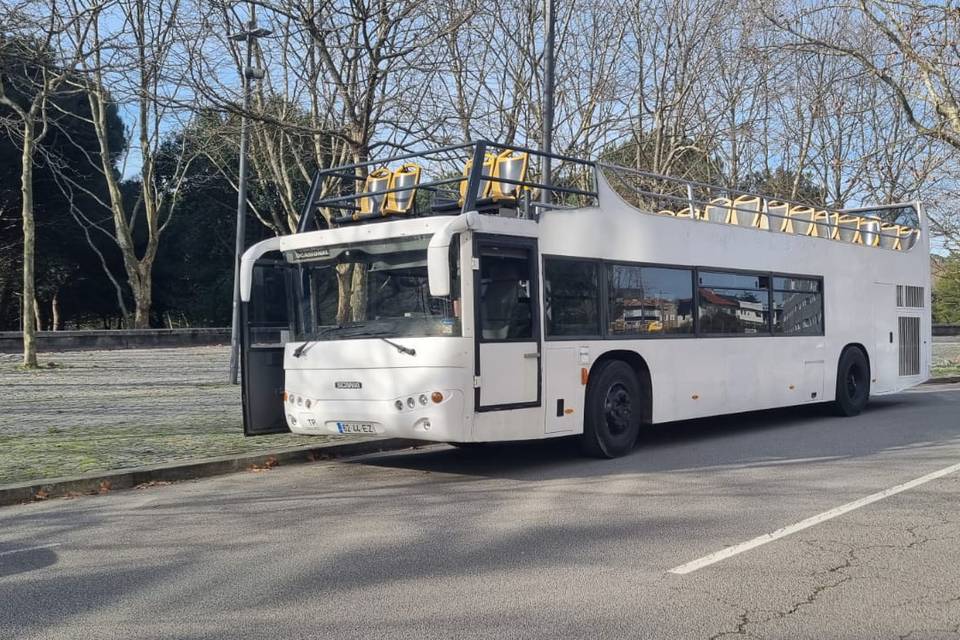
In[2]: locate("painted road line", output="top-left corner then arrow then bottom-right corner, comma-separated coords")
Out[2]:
0,543 -> 61,557
669,460 -> 960,575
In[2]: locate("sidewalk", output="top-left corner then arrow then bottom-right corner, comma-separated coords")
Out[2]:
0,346 -> 337,486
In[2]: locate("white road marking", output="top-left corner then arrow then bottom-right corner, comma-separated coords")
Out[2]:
669,460 -> 960,575
0,543 -> 61,558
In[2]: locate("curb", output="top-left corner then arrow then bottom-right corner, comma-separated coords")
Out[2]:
923,376 -> 960,385
0,437 -> 422,508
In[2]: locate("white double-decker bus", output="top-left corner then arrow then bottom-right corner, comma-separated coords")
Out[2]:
239,141 -> 930,457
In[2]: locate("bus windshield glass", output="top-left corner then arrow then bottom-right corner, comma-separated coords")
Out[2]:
287,236 -> 461,341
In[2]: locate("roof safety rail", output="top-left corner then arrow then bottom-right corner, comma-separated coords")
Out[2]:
296,140 -> 599,233
599,163 -> 922,252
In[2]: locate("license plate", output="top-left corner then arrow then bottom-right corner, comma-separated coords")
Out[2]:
334,421 -> 379,435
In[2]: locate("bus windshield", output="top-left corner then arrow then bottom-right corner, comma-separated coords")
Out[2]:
289,236 -> 461,341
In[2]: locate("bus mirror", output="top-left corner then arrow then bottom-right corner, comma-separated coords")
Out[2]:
427,244 -> 451,297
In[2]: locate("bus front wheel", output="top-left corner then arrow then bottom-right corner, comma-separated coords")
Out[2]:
834,347 -> 870,417
581,360 -> 642,458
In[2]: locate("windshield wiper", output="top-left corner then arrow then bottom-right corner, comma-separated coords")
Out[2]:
292,324 -> 343,358
379,337 -> 416,356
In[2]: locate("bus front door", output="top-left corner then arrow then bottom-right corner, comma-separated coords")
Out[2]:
474,236 -> 541,411
241,258 -> 294,435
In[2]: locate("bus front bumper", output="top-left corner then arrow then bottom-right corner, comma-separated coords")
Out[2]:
284,390 -> 467,442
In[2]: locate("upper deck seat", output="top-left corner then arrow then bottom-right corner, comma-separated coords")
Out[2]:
354,167 -> 393,220
837,214 -> 862,243
730,195 -> 761,226
789,205 -> 816,236
432,150 -> 530,215
381,163 -> 422,216
859,216 -> 881,246
766,201 -> 789,232
704,197 -> 732,223
879,222 -> 900,249
814,210 -> 837,239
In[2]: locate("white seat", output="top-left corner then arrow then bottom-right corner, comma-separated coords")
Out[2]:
766,201 -> 789,232
789,205 -> 816,236
878,223 -> 900,249
837,214 -> 861,243
704,197 -> 732,224
730,195 -> 761,226
814,210 -> 836,239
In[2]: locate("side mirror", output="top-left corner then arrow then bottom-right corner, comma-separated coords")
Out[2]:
427,243 -> 451,297
427,212 -> 475,296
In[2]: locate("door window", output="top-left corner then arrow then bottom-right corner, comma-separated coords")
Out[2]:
478,247 -> 534,340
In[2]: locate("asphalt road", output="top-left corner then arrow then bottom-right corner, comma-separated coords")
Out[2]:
2,385 -> 960,640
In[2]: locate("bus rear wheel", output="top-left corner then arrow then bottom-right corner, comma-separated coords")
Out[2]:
580,360 -> 642,458
834,347 -> 870,417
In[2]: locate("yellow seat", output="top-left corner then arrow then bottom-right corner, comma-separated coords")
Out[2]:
704,197 -> 732,224
489,150 -> 529,202
789,205 -> 816,236
356,167 -> 393,219
879,222 -> 900,249
657,209 -> 676,216
458,153 -> 497,205
382,163 -> 422,215
730,195 -> 761,226
675,206 -> 699,219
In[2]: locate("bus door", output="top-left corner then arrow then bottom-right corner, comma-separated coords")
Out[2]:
241,257 -> 295,435
473,236 -> 541,410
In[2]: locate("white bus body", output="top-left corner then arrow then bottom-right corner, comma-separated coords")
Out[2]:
239,143 -> 930,457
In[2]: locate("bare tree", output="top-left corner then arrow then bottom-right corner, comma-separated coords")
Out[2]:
0,1 -> 91,366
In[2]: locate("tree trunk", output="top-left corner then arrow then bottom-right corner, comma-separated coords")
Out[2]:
336,263 -> 354,325
51,291 -> 60,331
350,264 -> 368,322
33,296 -> 42,331
20,121 -> 38,368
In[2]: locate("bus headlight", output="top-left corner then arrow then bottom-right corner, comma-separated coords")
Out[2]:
419,394 -> 428,406
406,397 -> 416,409
394,400 -> 404,411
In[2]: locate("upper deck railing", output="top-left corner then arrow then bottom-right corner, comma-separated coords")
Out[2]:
296,140 -> 598,233
293,140 -> 921,252
599,163 -> 921,251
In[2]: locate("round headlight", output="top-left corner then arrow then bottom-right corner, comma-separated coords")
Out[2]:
296,396 -> 302,406
305,399 -> 311,409
419,394 -> 428,406
395,400 -> 404,411
406,397 -> 416,408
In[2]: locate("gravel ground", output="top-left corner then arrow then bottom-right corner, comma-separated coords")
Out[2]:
0,347 -> 333,485
0,342 -> 957,487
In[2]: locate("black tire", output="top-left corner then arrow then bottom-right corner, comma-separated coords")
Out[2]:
834,347 -> 870,416
580,360 -> 642,458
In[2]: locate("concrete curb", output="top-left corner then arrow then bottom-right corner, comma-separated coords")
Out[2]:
0,437 -> 422,508
924,376 -> 960,385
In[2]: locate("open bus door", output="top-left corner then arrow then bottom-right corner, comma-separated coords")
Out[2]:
241,257 -> 294,435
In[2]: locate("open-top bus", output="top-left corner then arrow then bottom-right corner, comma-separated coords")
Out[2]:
239,141 -> 930,457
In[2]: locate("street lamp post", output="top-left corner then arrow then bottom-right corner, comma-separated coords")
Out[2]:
228,3 -> 271,385
541,0 -> 556,204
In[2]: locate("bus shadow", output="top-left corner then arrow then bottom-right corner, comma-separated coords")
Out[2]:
350,393 -> 957,480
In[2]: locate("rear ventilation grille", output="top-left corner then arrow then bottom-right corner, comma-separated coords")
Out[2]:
898,316 -> 921,376
896,285 -> 924,308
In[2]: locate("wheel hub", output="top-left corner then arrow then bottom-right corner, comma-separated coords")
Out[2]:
604,383 -> 632,435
